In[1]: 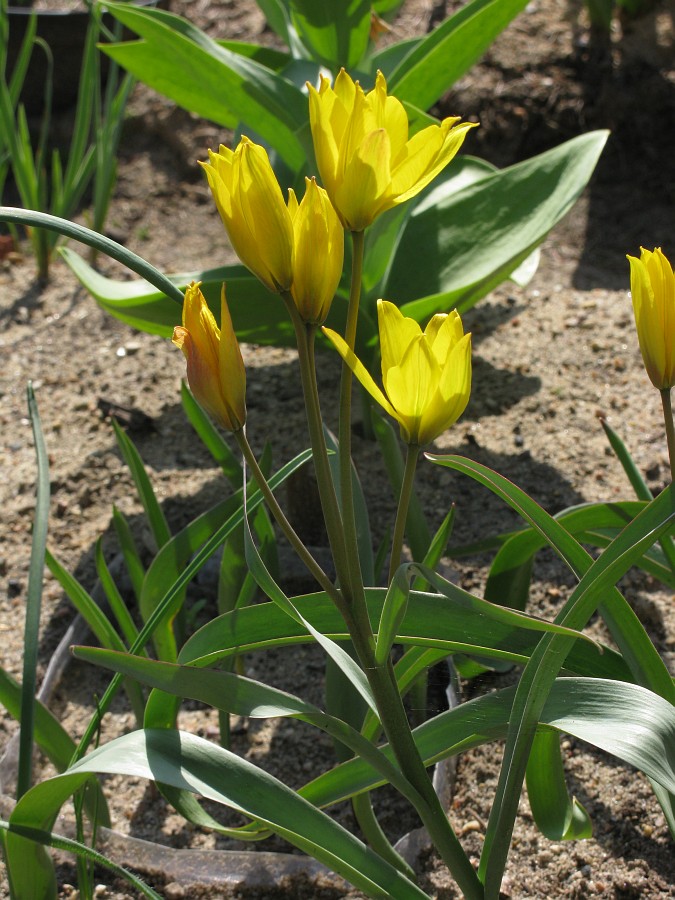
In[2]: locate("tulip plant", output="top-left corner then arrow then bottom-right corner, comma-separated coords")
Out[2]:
0,0 -> 609,359
2,60 -> 675,900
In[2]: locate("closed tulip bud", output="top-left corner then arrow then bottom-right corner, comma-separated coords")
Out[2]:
308,69 -> 477,232
172,282 -> 246,432
201,137 -> 294,292
324,300 -> 471,445
288,177 -> 344,324
627,247 -> 675,390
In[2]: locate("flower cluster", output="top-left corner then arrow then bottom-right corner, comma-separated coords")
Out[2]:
176,69 -> 476,443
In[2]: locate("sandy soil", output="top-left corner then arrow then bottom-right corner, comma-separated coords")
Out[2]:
1,0 -> 674,897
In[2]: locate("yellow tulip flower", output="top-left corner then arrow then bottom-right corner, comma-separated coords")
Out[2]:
324,300 -> 471,445
308,69 -> 477,232
173,282 -> 246,432
627,247 -> 675,390
288,177 -> 344,324
201,137 -> 294,292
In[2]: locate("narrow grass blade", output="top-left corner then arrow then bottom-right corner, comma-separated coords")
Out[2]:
17,385 -> 50,799
112,419 -> 171,551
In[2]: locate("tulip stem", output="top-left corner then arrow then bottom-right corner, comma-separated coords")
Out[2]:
389,444 -> 420,584
234,429 -> 341,605
279,293 -> 354,611
661,388 -> 675,483
338,229 -> 367,592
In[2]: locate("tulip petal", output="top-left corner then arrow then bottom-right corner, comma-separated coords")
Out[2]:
218,286 -> 247,431
392,120 -> 477,204
377,299 -> 422,375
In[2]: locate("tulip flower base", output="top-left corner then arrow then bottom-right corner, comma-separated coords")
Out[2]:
1,0 -> 674,897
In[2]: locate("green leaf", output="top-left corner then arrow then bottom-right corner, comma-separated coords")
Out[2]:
601,417 -> 675,577
102,2 -> 307,171
389,132 -> 609,320
71,449 -> 313,766
180,382 -> 242,484
387,0 -> 529,110
18,385 -> 50,800
289,0 -> 371,69
478,486 -> 675,894
0,818 -> 161,900
111,505 -> 145,603
179,588 -> 629,683
430,456 -> 675,702
95,537 -> 140,651
361,156 -> 495,310
526,728 -> 593,840
241,474 -> 378,715
139,498 -> 240,661
112,419 -> 171,551
0,667 -> 108,826
375,566 -> 413,665
301,677 -> 675,812
45,550 -> 146,720
8,730 -> 430,900
0,208 -> 184,304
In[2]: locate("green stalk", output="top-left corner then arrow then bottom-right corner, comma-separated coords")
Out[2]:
280,292 -> 353,604
338,230 -> 366,589
351,645 -> 483,899
389,444 -> 420,584
660,388 -> 675,483
233,429 -> 340,605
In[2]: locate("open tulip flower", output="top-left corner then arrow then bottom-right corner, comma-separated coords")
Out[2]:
308,69 -> 477,232
173,282 -> 246,432
324,300 -> 471,445
201,137 -> 294,293
288,177 -> 344,325
627,247 -> 675,390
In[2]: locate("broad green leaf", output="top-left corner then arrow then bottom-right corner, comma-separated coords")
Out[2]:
289,0 -> 371,69
430,456 -> 675,703
477,485 -> 675,893
8,730 -> 430,900
389,132 -> 608,320
102,2 -> 307,171
61,249 -> 354,347
483,501 -> 651,610
179,588 -> 629,684
71,646 -> 420,812
526,727 -> 592,840
361,155 -> 495,309
387,0 -> 529,110
0,667 -> 108,826
301,677 -> 675,811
